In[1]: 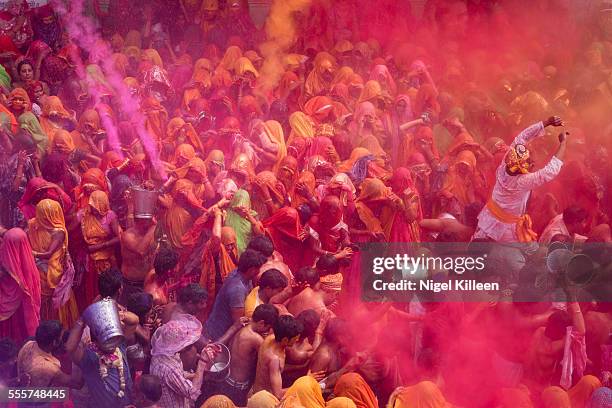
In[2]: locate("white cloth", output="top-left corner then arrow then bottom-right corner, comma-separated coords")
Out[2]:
539,213 -> 588,245
474,122 -> 563,242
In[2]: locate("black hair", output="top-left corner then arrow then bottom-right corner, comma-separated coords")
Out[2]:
296,309 -> 320,340
563,205 -> 588,226
544,310 -> 572,340
295,267 -> 320,286
273,315 -> 303,343
17,59 -> 34,76
297,203 -> 313,225
177,283 -> 207,305
324,318 -> 347,343
246,235 -> 274,258
35,320 -> 62,349
139,374 -> 162,403
259,269 -> 288,290
0,338 -> 18,363
252,304 -> 279,326
127,292 -> 154,323
154,247 -> 179,278
237,249 -> 268,273
98,267 -> 123,298
316,253 -> 339,276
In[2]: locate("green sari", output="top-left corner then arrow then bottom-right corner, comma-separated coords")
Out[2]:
224,189 -> 258,255
18,112 -> 49,155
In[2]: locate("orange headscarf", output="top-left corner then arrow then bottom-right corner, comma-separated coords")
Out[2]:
40,96 -> 71,149
541,386 -> 571,408
355,178 -> 394,239
166,117 -> 204,153
9,87 -> 31,111
387,382 -> 450,408
358,80 -> 384,105
112,53 -> 130,77
234,57 -> 259,78
331,66 -> 355,87
304,52 -> 336,98
141,97 -> 168,143
183,58 -> 213,110
287,111 -> 315,146
219,46 -> 243,71
142,48 -> 163,68
71,109 -> 101,151
0,103 -> 18,133
50,129 -> 76,155
333,373 -> 378,408
173,143 -> 196,167
568,375 -> 602,408
162,179 -> 201,249
281,376 -> 325,408
262,120 -> 287,173
75,168 -> 109,209
81,190 -> 115,262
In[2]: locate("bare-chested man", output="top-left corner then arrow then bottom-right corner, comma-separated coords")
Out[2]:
286,267 -> 333,317
252,315 -> 302,399
119,216 -> 159,305
214,304 -> 279,406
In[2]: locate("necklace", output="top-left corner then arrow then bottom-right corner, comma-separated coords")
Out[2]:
91,344 -> 127,398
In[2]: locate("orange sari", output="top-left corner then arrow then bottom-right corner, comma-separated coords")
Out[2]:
27,199 -> 77,328
39,96 -> 72,150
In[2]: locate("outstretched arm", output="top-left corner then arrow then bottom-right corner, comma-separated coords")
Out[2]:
510,116 -> 563,149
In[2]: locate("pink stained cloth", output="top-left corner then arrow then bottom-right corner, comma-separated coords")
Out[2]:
151,314 -> 202,357
0,228 -> 41,341
369,64 -> 397,95
308,136 -> 334,158
560,326 -> 588,390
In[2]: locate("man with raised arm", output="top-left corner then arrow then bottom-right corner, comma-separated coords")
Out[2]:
473,116 -> 567,243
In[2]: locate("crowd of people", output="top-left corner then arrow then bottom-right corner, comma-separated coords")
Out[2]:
1,0 -> 612,407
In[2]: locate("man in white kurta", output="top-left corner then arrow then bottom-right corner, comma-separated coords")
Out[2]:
474,117 -> 567,242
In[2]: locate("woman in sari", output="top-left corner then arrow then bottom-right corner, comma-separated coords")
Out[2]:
159,178 -> 204,251
74,167 -> 109,210
386,381 -> 450,408
18,111 -> 48,156
387,167 -> 423,243
322,172 -> 356,218
287,111 -> 316,146
213,45 -> 242,88
263,207 -> 304,273
172,143 -> 196,168
224,189 -> 263,255
251,171 -> 286,220
78,190 -> 121,305
261,120 -> 287,173
350,102 -> 387,158
173,157 -> 214,202
182,58 -> 213,111
0,228 -> 41,343
441,149 -> 486,209
18,177 -> 73,221
164,117 -> 204,159
351,178 -> 400,243
141,96 -> 168,145
306,195 -> 350,266
8,87 -> 31,117
39,95 -> 75,151
370,65 -> 397,96
70,108 -> 104,156
27,199 -> 78,328
333,373 -> 378,408
304,52 -> 336,100
385,95 -> 414,167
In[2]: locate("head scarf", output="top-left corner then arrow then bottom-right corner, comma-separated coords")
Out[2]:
0,65 -> 12,92
587,387 -> 612,407
496,387 -> 533,408
387,382 -> 450,408
0,102 -> 18,134
112,53 -> 129,77
414,83 -> 440,117
247,391 -> 280,408
541,386 -> 571,408
224,189 -> 257,255
277,71 -> 300,100
0,228 -> 42,339
339,147 -> 371,172
505,144 -> 531,174
305,52 -> 336,97
569,375 -> 602,408
304,96 -> 334,124
166,117 -> 203,153
51,129 -> 76,154
333,373 -> 378,408
220,46 -> 243,71
201,395 -> 236,408
282,376 -> 325,408
173,144 -> 196,166
19,112 -> 48,154
141,96 -> 168,143
10,88 -> 32,112
369,65 -> 396,95
288,112 -> 315,145
75,168 -> 109,209
18,178 -> 71,220
358,80 -> 384,105
100,151 -> 124,172
332,66 -> 355,87
234,57 -> 259,78
142,48 -> 163,68
151,314 -> 202,356
262,120 -> 287,172
40,96 -> 71,148
326,398 -> 356,408
205,149 -> 225,172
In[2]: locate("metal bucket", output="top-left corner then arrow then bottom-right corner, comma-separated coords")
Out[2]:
205,343 -> 231,381
132,187 -> 158,219
82,298 -> 125,350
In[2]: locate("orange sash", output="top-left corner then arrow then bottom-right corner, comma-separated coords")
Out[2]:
486,199 -> 537,242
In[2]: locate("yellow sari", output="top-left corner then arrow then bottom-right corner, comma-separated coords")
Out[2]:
27,199 -> 77,328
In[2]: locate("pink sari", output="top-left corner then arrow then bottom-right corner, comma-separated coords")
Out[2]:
0,228 -> 41,342
388,167 -> 422,243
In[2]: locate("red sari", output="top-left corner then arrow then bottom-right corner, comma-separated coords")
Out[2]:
263,207 -> 305,273
18,177 -> 73,220
0,228 -> 41,343
388,167 -> 423,243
